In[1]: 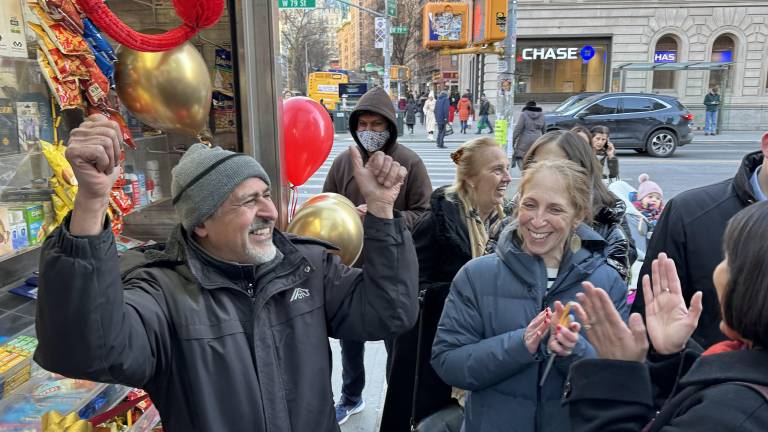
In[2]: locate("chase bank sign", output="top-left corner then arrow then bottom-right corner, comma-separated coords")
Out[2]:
521,45 -> 596,61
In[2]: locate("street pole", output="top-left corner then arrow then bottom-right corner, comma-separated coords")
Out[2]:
383,17 -> 391,95
499,0 -> 517,160
305,42 -> 309,88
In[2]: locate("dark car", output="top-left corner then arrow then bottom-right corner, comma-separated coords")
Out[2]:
544,93 -> 694,157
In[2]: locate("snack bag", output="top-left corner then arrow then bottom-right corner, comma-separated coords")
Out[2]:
37,50 -> 82,110
28,3 -> 90,55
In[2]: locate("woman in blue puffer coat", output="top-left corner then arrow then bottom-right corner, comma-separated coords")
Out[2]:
431,159 -> 628,432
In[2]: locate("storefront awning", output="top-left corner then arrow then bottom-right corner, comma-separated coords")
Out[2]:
615,61 -> 733,71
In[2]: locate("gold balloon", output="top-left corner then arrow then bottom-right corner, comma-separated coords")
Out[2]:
298,192 -> 356,212
115,41 -> 212,137
287,199 -> 363,265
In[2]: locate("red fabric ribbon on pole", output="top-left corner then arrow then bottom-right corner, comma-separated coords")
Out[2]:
76,0 -> 224,52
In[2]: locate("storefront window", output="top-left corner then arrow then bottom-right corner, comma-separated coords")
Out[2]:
652,36 -> 678,91
515,38 -> 610,100
710,34 -> 736,89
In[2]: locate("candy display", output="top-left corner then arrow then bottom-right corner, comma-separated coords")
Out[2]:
0,336 -> 37,399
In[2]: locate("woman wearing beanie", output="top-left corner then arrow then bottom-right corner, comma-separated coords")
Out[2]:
632,173 -> 664,226
512,101 -> 545,170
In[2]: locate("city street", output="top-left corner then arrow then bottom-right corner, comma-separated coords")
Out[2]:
309,123 -> 764,432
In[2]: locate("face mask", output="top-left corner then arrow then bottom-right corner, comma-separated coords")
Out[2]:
358,130 -> 390,152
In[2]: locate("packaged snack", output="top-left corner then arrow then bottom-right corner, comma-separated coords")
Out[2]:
79,55 -> 110,107
23,203 -> 45,245
0,208 -> 14,257
109,186 -> 133,216
42,0 -> 84,34
82,18 -> 116,86
51,194 -> 68,225
88,106 -> 136,149
8,208 -> 28,251
41,140 -> 77,187
28,3 -> 90,55
37,50 -> 83,110
27,22 -> 72,79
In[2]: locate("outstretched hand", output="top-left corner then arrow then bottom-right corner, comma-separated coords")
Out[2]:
642,253 -> 703,354
576,282 -> 648,363
350,146 -> 407,219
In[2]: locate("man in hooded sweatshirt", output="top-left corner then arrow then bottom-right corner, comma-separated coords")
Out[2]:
322,86 -> 433,424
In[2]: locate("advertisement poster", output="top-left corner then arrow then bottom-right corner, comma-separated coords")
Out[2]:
213,48 -> 234,96
0,0 -> 28,58
428,9 -> 462,42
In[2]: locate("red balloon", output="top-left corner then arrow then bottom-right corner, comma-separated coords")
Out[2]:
282,97 -> 334,186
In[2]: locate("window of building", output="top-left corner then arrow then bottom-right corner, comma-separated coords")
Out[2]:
710,34 -> 736,89
515,38 -> 610,100
582,97 -> 619,116
652,36 -> 678,91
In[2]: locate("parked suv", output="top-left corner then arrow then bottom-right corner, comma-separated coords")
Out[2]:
544,93 -> 694,157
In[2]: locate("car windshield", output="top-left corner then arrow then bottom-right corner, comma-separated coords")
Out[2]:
553,96 -> 583,113
561,95 -> 602,115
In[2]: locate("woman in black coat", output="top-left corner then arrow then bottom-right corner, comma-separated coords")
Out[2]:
567,201 -> 768,431
380,137 -> 513,432
405,97 -> 417,134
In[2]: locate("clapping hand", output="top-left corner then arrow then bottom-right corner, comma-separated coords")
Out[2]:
547,301 -> 585,357
524,308 -> 551,354
576,282 -> 648,362
642,253 -> 703,354
350,146 -> 407,219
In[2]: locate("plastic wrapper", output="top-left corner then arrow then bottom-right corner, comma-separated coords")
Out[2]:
28,23 -> 71,79
88,106 -> 136,149
82,18 -> 116,86
51,194 -> 69,225
109,187 -> 133,216
29,3 -> 90,55
42,0 -> 84,34
42,141 -> 78,219
78,56 -> 110,107
37,50 -> 83,110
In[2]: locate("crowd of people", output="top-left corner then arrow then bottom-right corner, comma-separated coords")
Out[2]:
33,86 -> 768,432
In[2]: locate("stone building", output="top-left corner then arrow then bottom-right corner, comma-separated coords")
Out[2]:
459,0 -> 768,130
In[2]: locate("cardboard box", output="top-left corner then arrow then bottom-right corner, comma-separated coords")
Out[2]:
23,203 -> 44,245
0,208 -> 13,257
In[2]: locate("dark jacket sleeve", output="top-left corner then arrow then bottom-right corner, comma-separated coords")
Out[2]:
322,156 -> 341,194
34,216 -> 171,388
399,158 -> 432,230
512,113 -> 525,146
324,212 -> 418,341
431,266 -> 539,391
631,199 -> 686,319
604,219 -> 632,281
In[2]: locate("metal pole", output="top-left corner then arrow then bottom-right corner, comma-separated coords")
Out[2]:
383,17 -> 391,95
305,42 -> 309,86
499,0 -> 517,160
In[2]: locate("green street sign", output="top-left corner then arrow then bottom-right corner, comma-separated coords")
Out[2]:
387,0 -> 396,17
278,0 -> 316,8
390,26 -> 407,34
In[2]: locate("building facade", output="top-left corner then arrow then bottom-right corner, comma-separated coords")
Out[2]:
459,0 -> 768,130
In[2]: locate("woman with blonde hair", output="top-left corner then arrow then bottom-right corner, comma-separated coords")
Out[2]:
380,136 -> 513,431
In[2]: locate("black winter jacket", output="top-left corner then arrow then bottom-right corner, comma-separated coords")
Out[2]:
380,187 -> 474,431
566,345 -> 768,431
593,199 -> 636,281
35,213 -> 418,432
631,151 -> 763,348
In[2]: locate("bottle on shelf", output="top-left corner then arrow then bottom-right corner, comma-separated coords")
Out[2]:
146,160 -> 162,202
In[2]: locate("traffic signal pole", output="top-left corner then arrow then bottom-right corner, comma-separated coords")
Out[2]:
499,0 -> 517,160
333,0 -> 392,95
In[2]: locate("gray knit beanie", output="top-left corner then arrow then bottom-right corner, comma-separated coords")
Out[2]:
171,143 -> 271,230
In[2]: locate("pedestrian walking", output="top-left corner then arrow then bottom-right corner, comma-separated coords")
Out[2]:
569,205 -> 768,431
424,92 -> 437,141
431,159 -> 628,432
475,94 -> 494,134
704,85 -> 721,135
457,94 -> 472,134
405,96 -> 417,134
419,92 -> 428,125
381,137 -> 513,432
322,86 -> 432,425
35,115 -> 419,432
512,101 -> 545,170
435,91 -> 451,149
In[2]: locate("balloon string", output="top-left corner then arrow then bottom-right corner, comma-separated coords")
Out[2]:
288,184 -> 299,222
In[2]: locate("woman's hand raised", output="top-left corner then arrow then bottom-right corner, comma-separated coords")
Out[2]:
642,253 -> 703,355
524,308 -> 552,354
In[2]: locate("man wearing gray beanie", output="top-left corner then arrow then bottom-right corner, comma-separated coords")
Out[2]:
35,115 -> 419,432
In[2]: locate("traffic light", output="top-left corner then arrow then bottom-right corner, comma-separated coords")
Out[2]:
389,66 -> 411,81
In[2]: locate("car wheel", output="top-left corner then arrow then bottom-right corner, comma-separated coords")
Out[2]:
646,130 -> 677,157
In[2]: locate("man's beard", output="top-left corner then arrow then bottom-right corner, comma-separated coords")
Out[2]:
245,221 -> 277,264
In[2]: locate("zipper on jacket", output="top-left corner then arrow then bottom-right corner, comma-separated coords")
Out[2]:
246,282 -> 256,304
